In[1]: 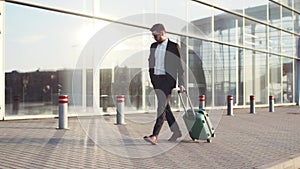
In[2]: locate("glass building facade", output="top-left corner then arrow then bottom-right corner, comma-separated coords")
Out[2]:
0,0 -> 299,119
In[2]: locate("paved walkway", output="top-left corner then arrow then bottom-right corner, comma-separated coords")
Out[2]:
0,106 -> 300,169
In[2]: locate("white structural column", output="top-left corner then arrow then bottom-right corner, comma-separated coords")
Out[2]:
0,2 -> 4,120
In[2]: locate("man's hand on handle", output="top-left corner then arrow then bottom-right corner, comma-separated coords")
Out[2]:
179,85 -> 185,93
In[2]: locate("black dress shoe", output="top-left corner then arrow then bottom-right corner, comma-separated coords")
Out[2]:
143,135 -> 158,145
168,132 -> 182,142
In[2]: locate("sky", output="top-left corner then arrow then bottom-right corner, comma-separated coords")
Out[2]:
4,0 -> 268,72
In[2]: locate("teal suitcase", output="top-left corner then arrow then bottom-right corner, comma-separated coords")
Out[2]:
178,91 -> 215,143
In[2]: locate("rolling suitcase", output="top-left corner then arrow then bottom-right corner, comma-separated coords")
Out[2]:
178,91 -> 215,143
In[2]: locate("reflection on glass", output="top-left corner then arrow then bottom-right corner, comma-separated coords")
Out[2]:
98,0 -> 154,21
212,0 -> 243,14
213,9 -> 242,45
294,13 -> 300,33
181,37 -> 207,106
244,0 -> 267,21
214,43 -> 237,106
11,0 -> 95,15
282,0 -> 293,8
269,27 -> 281,54
189,1 -> 213,39
282,58 -> 293,103
294,0 -> 300,12
269,55 -> 282,103
282,31 -> 294,56
282,6 -> 293,32
269,2 -> 281,28
244,50 -> 268,104
254,53 -> 267,104
99,33 -> 155,112
244,19 -> 267,51
5,4 -> 99,116
156,0 -> 186,21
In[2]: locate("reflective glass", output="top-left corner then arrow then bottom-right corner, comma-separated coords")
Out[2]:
213,9 -> 242,45
269,2 -> 281,28
214,43 -> 237,106
98,0 -> 154,22
269,27 -> 281,54
282,31 -> 294,56
98,27 -> 155,112
244,49 -> 254,103
201,41 -> 213,107
183,38 -> 212,106
254,52 -> 268,104
282,0 -> 293,8
244,0 -> 268,21
9,0 -> 94,15
212,0 -> 243,14
282,7 -> 294,32
243,50 -> 267,104
269,55 -> 282,103
294,13 -> 300,33
244,20 -> 267,51
294,0 -> 300,12
188,1 -> 213,39
282,57 -> 294,103
156,0 -> 186,21
5,4 -> 99,116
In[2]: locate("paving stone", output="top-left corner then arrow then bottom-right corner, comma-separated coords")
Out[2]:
0,106 -> 300,168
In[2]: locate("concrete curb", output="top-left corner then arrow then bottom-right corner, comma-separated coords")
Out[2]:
255,153 -> 300,169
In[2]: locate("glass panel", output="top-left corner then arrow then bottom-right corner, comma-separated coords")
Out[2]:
282,0 -> 293,8
212,0 -> 243,14
282,7 -> 294,32
295,0 -> 300,12
269,55 -> 282,103
99,26 -> 156,112
244,0 -> 268,21
182,38 -> 213,107
269,1 -> 281,28
244,50 -> 267,104
269,27 -> 281,54
98,0 -> 154,21
183,38 -> 211,107
282,31 -> 294,56
244,20 -> 267,51
254,52 -> 268,104
188,1 -> 213,39
294,12 -> 300,33
282,57 -> 294,103
201,41 -> 213,107
10,0 -> 94,15
156,0 -> 186,21
5,4 -> 98,116
213,10 -> 242,45
214,43 -> 237,106
244,49 -> 254,103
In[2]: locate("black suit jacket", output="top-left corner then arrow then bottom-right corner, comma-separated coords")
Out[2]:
148,39 -> 185,89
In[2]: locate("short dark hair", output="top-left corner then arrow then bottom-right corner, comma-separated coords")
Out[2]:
150,23 -> 165,32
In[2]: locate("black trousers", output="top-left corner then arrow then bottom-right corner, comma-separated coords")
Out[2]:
151,75 -> 180,137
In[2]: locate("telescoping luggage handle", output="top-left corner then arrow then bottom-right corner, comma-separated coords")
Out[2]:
178,90 -> 197,118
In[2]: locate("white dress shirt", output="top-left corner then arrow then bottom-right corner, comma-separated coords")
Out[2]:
154,39 -> 168,75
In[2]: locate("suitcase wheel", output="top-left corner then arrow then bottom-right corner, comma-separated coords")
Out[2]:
212,133 -> 216,137
207,139 -> 211,143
